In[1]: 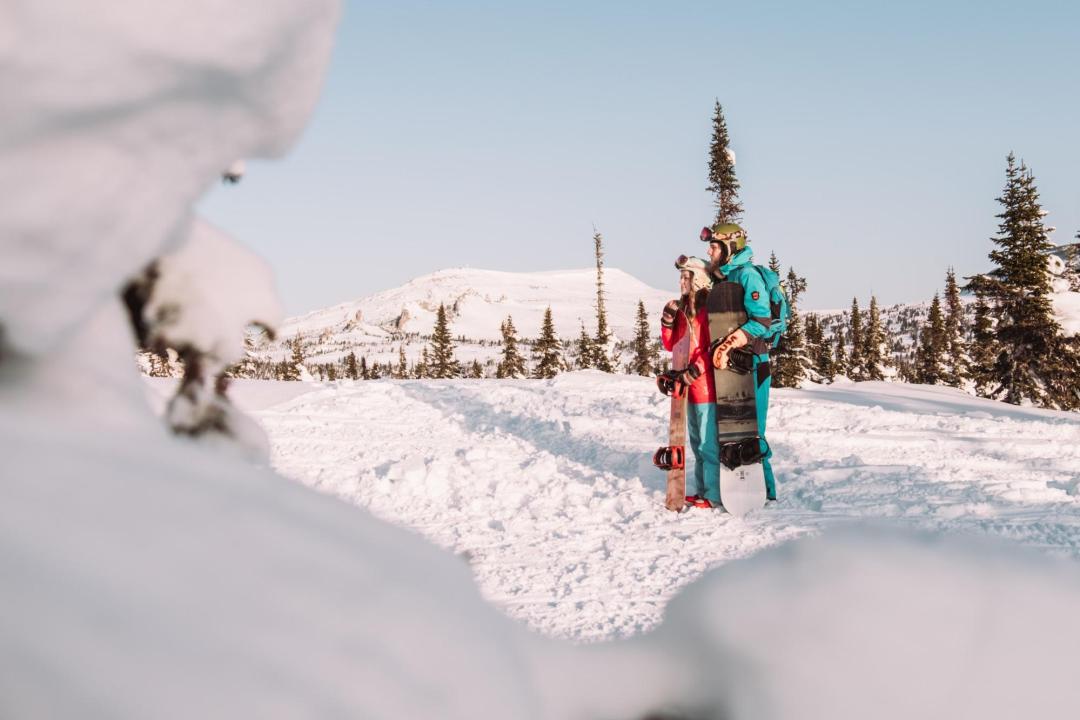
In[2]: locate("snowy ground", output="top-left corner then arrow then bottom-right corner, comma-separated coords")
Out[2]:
156,374 -> 1080,642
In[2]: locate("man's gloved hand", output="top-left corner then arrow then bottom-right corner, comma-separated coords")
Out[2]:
710,329 -> 750,370
660,299 -> 679,329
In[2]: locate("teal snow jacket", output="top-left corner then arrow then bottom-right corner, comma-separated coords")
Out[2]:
712,247 -> 774,355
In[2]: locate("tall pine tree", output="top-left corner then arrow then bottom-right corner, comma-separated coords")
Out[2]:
532,307 -> 563,379
942,268 -> 968,388
591,228 -> 614,372
428,303 -> 460,379
981,154 -> 1065,407
915,294 -> 946,385
861,296 -> 887,381
496,316 -> 527,379
969,287 -> 997,397
833,326 -> 849,378
345,351 -> 359,380
804,313 -> 835,383
847,298 -> 865,380
706,100 -> 743,224
575,322 -> 595,370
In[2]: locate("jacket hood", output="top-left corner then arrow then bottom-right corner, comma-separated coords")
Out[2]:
716,246 -> 755,277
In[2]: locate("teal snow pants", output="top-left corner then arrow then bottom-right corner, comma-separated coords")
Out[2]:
686,402 -> 721,504
754,353 -> 777,500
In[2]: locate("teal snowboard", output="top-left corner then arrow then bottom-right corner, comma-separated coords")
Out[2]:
706,281 -> 767,517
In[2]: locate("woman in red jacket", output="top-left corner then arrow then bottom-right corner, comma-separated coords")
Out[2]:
660,256 -> 720,509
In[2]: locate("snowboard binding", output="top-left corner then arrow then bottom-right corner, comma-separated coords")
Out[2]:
719,436 -> 770,471
726,347 -> 755,375
653,445 -> 685,471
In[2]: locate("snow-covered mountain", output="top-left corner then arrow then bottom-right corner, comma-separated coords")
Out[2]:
259,267 -> 675,370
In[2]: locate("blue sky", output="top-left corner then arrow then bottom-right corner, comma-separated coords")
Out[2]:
201,0 -> 1080,315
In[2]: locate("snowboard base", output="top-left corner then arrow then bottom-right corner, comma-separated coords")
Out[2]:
719,462 -> 767,517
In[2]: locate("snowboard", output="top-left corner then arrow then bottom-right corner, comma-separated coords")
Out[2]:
653,325 -> 691,512
706,281 -> 767,517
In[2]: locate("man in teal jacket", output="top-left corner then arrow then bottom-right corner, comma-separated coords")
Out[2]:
702,222 -> 778,501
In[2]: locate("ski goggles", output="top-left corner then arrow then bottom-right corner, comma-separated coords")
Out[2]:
700,226 -> 746,243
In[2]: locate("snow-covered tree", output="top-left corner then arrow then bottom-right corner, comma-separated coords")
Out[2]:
833,326 -> 849,378
861,296 -> 887,382
630,300 -> 658,376
773,267 -> 808,388
531,307 -> 563,379
706,100 -> 742,224
280,338 -> 303,381
915,294 -> 946,385
496,316 -> 527,379
414,347 -> 429,379
395,345 -> 408,379
428,303 -> 460,379
968,287 -> 997,397
977,154 -> 1068,407
847,298 -> 865,380
575,322 -> 595,370
942,268 -> 968,388
805,313 -> 834,383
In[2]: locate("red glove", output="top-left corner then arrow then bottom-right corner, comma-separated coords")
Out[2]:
711,329 -> 750,370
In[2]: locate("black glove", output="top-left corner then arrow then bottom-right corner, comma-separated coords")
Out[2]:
656,365 -> 701,398
660,300 -> 679,329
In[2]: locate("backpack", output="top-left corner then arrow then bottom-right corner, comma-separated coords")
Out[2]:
750,265 -> 790,342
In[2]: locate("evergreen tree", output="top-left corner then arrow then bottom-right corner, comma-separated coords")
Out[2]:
805,313 -> 835,383
847,298 -> 865,380
368,361 -> 382,380
359,356 -> 369,380
861,296 -> 887,381
767,251 -> 780,275
915,294 -> 947,385
281,338 -> 303,381
773,267 -> 808,388
415,347 -> 429,379
630,300 -> 658,376
969,287 -> 997,397
942,268 -> 968,387
981,154 -> 1065,407
468,359 -> 484,379
325,363 -> 338,381
706,100 -> 743,224
496,316 -> 527,379
833,326 -> 849,377
395,345 -> 408,379
532,307 -> 563,379
345,351 -> 360,380
575,322 -> 595,370
591,228 -> 614,372
428,303 -> 460,379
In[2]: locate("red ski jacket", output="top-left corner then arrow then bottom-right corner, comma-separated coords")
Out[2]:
660,302 -> 715,404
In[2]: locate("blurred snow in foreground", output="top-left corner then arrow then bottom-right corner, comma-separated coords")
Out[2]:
3,2 -> 1080,719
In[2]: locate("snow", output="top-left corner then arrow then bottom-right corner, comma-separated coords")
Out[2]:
212,373 -> 1080,643
8,0 -> 1080,715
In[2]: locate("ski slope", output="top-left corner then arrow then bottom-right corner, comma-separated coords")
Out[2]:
198,374 -> 1080,641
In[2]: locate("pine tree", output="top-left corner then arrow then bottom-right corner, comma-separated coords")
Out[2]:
345,351 -> 360,380
706,100 -> 743,224
359,356 -> 369,380
496,316 -> 527,379
767,251 -> 781,275
969,288 -> 997,397
368,361 -> 383,380
532,306 -> 563,379
415,347 -> 429,379
281,338 -> 303,381
915,294 -> 947,385
395,345 -> 408,379
468,360 -> 484,379
325,363 -> 338,381
833,326 -> 849,377
804,313 -> 835,383
575,322 -> 595,370
942,268 -> 968,387
591,228 -> 614,372
630,300 -> 658,376
847,298 -> 864,380
981,154 -> 1064,407
861,296 -> 887,381
773,267 -> 808,388
428,304 -> 460,379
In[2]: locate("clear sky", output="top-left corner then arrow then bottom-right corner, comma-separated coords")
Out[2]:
200,0 -> 1080,315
